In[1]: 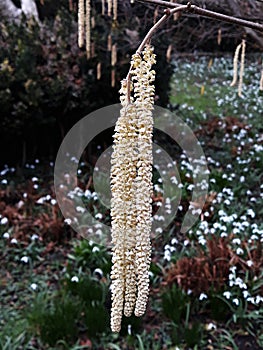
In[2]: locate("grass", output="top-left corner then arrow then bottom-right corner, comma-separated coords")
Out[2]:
0,55 -> 263,349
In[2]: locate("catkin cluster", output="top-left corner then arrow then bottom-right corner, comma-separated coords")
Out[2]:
230,39 -> 246,97
110,45 -> 156,333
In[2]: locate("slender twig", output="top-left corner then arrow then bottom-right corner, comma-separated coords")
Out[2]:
136,0 -> 263,32
125,5 -> 188,103
137,5 -> 188,52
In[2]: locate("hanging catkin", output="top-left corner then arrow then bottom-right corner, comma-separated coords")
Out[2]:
166,44 -> 172,62
111,70 -> 115,87
101,0 -> 105,15
107,0 -> 112,17
91,16 -> 95,28
230,42 -> 242,87
78,0 -> 85,48
113,0 -> 117,20
260,63 -> 263,91
238,39 -> 246,97
107,34 -> 112,51
97,62 -> 101,80
111,43 -> 117,66
86,0 -> 91,59
110,45 -> 156,332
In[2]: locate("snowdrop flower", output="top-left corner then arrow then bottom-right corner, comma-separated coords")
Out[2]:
21,256 -> 29,263
206,322 -> 216,331
76,206 -> 85,213
1,217 -> 8,225
233,298 -> 239,306
246,260 -> 253,267
71,276 -> 79,283
92,246 -> 100,253
223,291 -> 231,299
64,218 -> 72,225
95,213 -> 103,220
236,247 -> 244,255
11,238 -> 18,244
199,293 -> 208,301
93,268 -> 103,278
31,234 -> 39,241
3,232 -> 10,239
30,283 -> 38,290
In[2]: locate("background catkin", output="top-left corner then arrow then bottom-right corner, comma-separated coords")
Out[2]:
78,0 -> 85,48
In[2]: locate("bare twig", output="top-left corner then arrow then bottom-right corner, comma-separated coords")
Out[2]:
125,4 -> 188,102
136,0 -> 263,32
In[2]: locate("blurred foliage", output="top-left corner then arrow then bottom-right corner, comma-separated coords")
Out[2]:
0,1 -> 172,164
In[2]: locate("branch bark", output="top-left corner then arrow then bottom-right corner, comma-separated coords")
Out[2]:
136,0 -> 263,32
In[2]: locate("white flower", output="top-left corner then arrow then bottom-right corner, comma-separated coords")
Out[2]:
164,250 -> 171,261
206,322 -> 216,331
31,234 -> 39,241
223,291 -> 231,299
64,218 -> 72,225
94,268 -> 103,278
11,238 -> 18,244
95,213 -> 103,220
30,283 -> 38,290
21,256 -> 29,263
92,246 -> 100,253
1,217 -> 8,225
236,247 -> 244,255
51,199 -> 57,205
246,260 -> 253,267
232,298 -> 239,306
71,276 -> 79,283
76,206 -> 85,213
247,209 -> 255,218
199,293 -> 208,301
3,232 -> 10,239
36,197 -> 45,204
32,177 -> 38,182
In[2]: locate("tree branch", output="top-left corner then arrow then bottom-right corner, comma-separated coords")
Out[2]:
136,0 -> 263,32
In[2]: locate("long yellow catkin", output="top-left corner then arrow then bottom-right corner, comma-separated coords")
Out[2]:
238,39 -> 246,97
166,44 -> 172,62
107,0 -> 112,17
101,0 -> 105,15
113,0 -> 117,20
107,34 -> 112,51
86,0 -> 91,59
97,62 -> 101,80
260,63 -> 263,91
111,43 -> 117,66
78,0 -> 85,48
110,45 -> 156,332
230,42 -> 242,87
